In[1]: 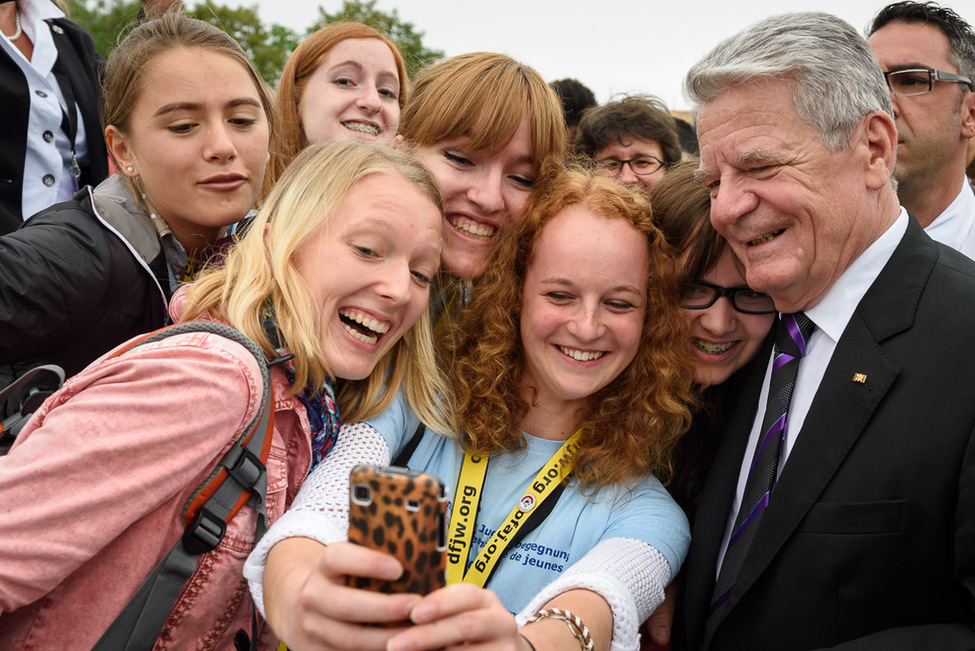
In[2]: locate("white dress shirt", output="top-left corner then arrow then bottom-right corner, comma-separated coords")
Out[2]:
924,179 -> 975,260
1,0 -> 90,221
716,210 -> 910,576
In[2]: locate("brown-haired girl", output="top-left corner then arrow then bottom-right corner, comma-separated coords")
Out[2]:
0,11 -> 272,382
264,22 -> 407,197
400,51 -> 566,280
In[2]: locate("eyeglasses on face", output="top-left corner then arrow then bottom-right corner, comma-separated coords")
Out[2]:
596,156 -> 666,176
883,67 -> 974,97
680,282 -> 777,314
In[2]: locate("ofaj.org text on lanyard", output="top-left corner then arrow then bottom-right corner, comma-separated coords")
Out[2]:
446,430 -> 582,587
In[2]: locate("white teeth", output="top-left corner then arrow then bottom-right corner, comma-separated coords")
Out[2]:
559,346 -> 605,362
339,309 -> 389,334
339,310 -> 389,346
694,340 -> 736,355
342,122 -> 379,136
343,323 -> 378,345
450,216 -> 496,239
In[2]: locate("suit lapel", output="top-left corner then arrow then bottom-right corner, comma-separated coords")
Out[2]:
699,219 -> 939,646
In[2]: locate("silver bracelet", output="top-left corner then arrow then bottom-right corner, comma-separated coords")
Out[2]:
526,607 -> 595,651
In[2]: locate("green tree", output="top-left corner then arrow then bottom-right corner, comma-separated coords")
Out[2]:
188,2 -> 299,85
65,0 -> 141,57
313,0 -> 444,77
64,0 -> 299,86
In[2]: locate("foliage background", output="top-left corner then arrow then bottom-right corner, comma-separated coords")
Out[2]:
64,0 -> 444,86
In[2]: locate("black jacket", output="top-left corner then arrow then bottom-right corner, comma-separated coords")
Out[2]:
0,17 -> 108,234
0,176 -> 170,385
681,219 -> 975,650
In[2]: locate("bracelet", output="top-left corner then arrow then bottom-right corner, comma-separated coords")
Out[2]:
518,633 -> 537,651
526,607 -> 594,651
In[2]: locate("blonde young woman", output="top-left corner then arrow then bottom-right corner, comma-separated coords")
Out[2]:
0,141 -> 449,649
248,168 -> 696,651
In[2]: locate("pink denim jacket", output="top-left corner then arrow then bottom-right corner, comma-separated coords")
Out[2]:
0,319 -> 312,649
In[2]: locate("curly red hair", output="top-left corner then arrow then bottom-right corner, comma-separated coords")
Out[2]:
443,166 -> 697,488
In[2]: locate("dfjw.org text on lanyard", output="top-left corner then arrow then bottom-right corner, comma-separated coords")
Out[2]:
446,431 -> 582,587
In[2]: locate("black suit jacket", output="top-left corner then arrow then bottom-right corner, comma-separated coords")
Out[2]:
681,218 -> 975,650
0,17 -> 107,235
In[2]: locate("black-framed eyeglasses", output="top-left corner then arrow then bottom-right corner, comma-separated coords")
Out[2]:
883,68 -> 974,97
596,156 -> 666,177
680,282 -> 777,314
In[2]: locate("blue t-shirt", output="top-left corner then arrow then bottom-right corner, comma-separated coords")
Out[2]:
367,392 -> 691,615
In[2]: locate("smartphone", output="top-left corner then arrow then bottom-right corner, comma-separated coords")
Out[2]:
347,464 -> 448,596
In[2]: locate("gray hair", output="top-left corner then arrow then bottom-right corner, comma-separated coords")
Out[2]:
684,12 -> 893,150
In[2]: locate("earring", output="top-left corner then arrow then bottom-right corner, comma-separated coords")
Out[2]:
126,166 -> 134,174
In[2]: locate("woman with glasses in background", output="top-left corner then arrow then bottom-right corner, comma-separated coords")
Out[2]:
574,94 -> 682,190
651,159 -> 776,520
639,159 -> 776,651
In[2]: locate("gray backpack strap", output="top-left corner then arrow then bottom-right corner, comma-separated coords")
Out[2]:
0,364 -> 65,454
93,321 -> 281,650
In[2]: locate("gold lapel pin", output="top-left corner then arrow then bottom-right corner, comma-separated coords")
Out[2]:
852,373 -> 867,384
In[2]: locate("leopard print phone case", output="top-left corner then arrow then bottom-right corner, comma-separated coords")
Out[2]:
347,464 -> 447,595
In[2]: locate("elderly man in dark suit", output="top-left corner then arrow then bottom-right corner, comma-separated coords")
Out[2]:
679,11 -> 975,651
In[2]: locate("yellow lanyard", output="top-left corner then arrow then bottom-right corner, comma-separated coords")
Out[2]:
445,429 -> 582,587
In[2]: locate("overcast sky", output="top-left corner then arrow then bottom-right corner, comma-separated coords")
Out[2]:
215,0 -> 971,111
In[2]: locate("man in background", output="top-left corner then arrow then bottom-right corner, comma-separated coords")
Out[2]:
867,1 -> 975,257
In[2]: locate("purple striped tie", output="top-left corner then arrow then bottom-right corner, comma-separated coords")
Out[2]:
709,312 -> 815,618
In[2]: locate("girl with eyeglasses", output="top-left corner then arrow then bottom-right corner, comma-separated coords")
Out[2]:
651,159 -> 776,517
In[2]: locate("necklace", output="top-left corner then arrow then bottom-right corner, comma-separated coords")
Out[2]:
2,9 -> 21,41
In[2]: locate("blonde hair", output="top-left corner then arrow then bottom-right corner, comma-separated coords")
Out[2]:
264,22 -> 408,199
398,52 -> 567,176
445,166 -> 696,488
182,141 -> 449,428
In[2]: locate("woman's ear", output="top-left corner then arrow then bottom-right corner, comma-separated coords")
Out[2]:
105,125 -> 137,176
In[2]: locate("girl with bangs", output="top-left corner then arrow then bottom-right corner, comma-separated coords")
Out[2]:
398,51 -> 566,283
248,167 -> 696,651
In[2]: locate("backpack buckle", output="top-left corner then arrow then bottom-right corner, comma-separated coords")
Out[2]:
183,507 -> 225,555
226,446 -> 265,491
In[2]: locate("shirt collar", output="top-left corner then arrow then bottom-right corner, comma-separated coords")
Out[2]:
14,0 -> 64,75
923,178 -> 975,243
805,209 -> 909,344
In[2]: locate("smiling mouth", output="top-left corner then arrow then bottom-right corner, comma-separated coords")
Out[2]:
339,309 -> 390,345
342,121 -> 380,137
694,340 -> 737,355
449,215 -> 497,240
559,345 -> 605,362
748,229 -> 784,246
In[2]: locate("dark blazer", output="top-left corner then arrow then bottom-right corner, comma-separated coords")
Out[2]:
0,17 -> 107,235
681,218 -> 975,650
0,182 -> 169,387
